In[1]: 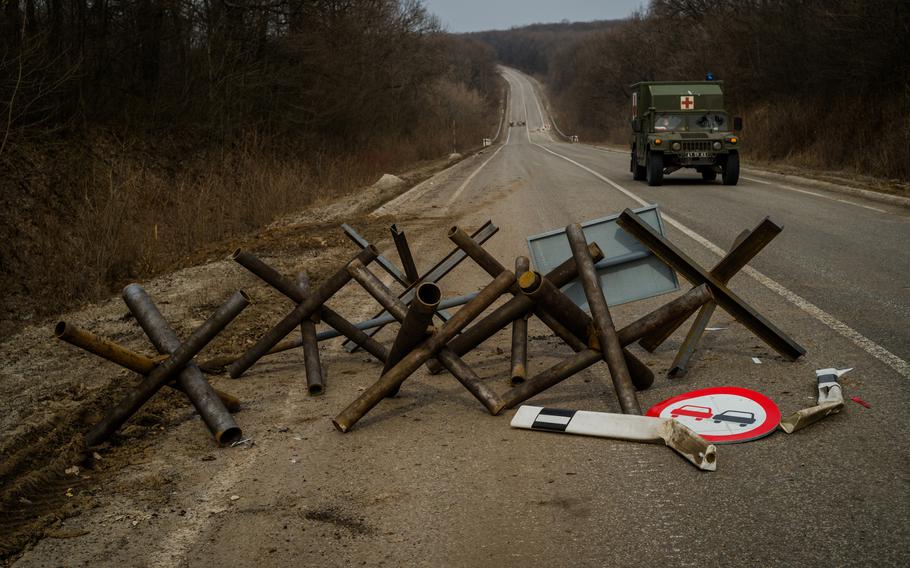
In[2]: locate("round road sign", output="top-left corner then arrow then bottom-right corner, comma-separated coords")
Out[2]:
646,386 -> 781,444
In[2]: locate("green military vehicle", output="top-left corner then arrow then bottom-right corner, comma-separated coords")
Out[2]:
629,81 -> 742,186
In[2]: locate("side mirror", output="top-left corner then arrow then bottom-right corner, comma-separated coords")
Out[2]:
632,118 -> 642,133
733,116 -> 743,131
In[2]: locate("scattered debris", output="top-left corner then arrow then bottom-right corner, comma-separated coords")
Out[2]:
780,368 -> 851,433
851,396 -> 872,409
752,357 -> 763,364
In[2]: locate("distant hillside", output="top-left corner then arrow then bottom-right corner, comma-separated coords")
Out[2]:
468,20 -> 623,76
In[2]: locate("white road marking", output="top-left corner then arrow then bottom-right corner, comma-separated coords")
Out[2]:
445,143 -> 507,207
533,142 -> 910,379
742,176 -> 887,213
376,113 -> 512,215
531,81 -> 547,126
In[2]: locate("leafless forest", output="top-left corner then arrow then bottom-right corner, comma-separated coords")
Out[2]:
476,0 -> 910,180
0,0 -> 501,338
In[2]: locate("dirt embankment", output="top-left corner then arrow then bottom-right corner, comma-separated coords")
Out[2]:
0,152 -> 468,562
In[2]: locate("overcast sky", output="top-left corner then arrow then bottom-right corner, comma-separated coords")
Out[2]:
422,0 -> 645,33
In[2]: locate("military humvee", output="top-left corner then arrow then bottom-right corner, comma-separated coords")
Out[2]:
629,81 -> 742,186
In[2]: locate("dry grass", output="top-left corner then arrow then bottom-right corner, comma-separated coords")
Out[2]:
0,129 -> 490,341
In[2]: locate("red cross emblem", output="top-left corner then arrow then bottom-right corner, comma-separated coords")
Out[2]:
680,96 -> 695,109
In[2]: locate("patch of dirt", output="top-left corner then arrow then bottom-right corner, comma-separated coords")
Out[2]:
303,506 -> 375,536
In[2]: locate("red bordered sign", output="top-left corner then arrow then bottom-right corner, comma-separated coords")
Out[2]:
646,386 -> 781,444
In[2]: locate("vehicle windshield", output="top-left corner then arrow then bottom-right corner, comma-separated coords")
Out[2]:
653,114 -> 684,132
653,112 -> 729,132
692,112 -> 728,132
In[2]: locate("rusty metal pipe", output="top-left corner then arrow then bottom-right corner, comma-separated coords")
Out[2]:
435,348 -> 503,414
510,256 -> 531,385
450,227 -> 654,394
448,226 -> 516,290
619,285 -> 714,345
382,283 -> 440,396
232,249 -> 387,363
333,270 -> 515,432
122,285 -> 243,444
55,322 -> 241,412
566,224 -> 641,414
494,285 -> 714,413
344,221 -> 499,351
228,246 -> 378,378
347,259 -> 500,409
442,226 -> 602,354
517,271 -> 653,390
425,242 -> 603,375
496,350 -> 602,414
390,224 -> 420,284
347,259 -> 408,321
518,271 -> 592,343
297,273 -> 326,396
85,287 -> 250,446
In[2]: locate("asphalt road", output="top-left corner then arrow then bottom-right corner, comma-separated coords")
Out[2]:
14,68 -> 909,567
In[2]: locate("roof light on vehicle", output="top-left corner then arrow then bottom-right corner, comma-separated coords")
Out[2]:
654,138 -> 662,145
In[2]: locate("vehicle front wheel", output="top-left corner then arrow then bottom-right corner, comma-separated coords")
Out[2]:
701,168 -> 717,182
632,151 -> 646,180
723,153 -> 740,186
646,151 -> 663,186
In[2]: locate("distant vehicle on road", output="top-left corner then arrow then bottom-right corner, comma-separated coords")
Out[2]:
670,404 -> 713,421
629,80 -> 742,187
712,410 -> 756,427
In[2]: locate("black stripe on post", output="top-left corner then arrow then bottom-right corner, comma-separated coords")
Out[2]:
531,407 -> 576,432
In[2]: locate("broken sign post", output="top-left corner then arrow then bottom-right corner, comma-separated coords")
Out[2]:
780,368 -> 851,433
511,405 -> 717,471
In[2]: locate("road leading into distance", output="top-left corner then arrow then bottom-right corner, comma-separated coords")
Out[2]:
15,68 -> 909,567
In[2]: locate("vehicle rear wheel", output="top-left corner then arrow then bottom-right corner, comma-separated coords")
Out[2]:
632,151 -> 646,180
723,153 -> 740,186
646,151 -> 663,186
701,169 -> 717,182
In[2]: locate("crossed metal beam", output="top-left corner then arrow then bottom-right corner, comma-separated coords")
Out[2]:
617,210 -> 805,362
59,285 -> 250,447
